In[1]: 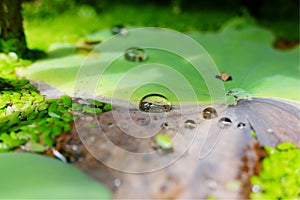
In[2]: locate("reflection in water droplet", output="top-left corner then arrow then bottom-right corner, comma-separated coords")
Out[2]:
202,107 -> 218,119
124,47 -> 147,62
184,119 -> 196,129
139,94 -> 171,113
218,117 -> 232,128
111,25 -> 128,35
237,122 -> 246,129
114,178 -> 122,188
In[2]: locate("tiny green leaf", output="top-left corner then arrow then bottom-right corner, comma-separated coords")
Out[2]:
61,95 -> 72,107
28,142 -> 47,152
155,134 -> 173,149
87,99 -> 103,107
103,104 -> 112,111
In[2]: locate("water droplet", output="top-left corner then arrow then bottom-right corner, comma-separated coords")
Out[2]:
161,122 -> 169,130
81,116 -> 93,121
237,122 -> 246,129
206,179 -> 218,190
124,47 -> 147,62
111,25 -> 128,35
107,122 -> 114,128
252,185 -> 262,193
139,94 -> 171,113
184,119 -> 196,129
267,128 -> 274,133
218,117 -> 232,128
114,178 -> 122,188
202,107 -> 218,119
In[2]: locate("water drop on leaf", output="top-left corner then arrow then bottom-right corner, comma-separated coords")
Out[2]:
202,107 -> 218,119
139,94 -> 171,113
184,119 -> 196,129
237,122 -> 246,129
124,47 -> 147,62
111,25 -> 128,35
218,117 -> 232,128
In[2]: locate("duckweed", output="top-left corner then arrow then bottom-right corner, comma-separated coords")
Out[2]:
0,53 -> 112,152
251,142 -> 300,199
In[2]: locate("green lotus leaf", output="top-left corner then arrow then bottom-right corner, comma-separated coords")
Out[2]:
18,18 -> 300,104
188,18 -> 300,102
0,152 -> 111,199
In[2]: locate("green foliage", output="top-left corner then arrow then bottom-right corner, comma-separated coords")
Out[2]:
0,53 -> 111,152
0,152 -> 111,199
72,98 -> 112,114
251,142 -> 300,199
22,3 -> 237,50
0,86 -> 74,151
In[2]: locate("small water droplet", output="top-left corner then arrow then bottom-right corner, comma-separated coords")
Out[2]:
107,122 -> 114,128
218,117 -> 232,128
206,179 -> 218,190
202,107 -> 218,119
237,122 -> 246,129
184,119 -> 196,129
139,94 -> 171,113
111,25 -> 128,35
161,122 -> 169,129
267,128 -> 274,133
114,178 -> 122,188
124,47 -> 147,62
252,185 -> 262,193
81,116 -> 93,121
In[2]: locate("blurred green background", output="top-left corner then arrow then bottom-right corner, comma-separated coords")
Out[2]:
22,0 -> 299,50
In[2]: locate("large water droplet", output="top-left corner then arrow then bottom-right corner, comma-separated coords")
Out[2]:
202,107 -> 218,119
124,47 -> 147,62
111,25 -> 128,35
184,119 -> 196,129
237,122 -> 246,129
218,117 -> 232,128
139,94 -> 171,113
